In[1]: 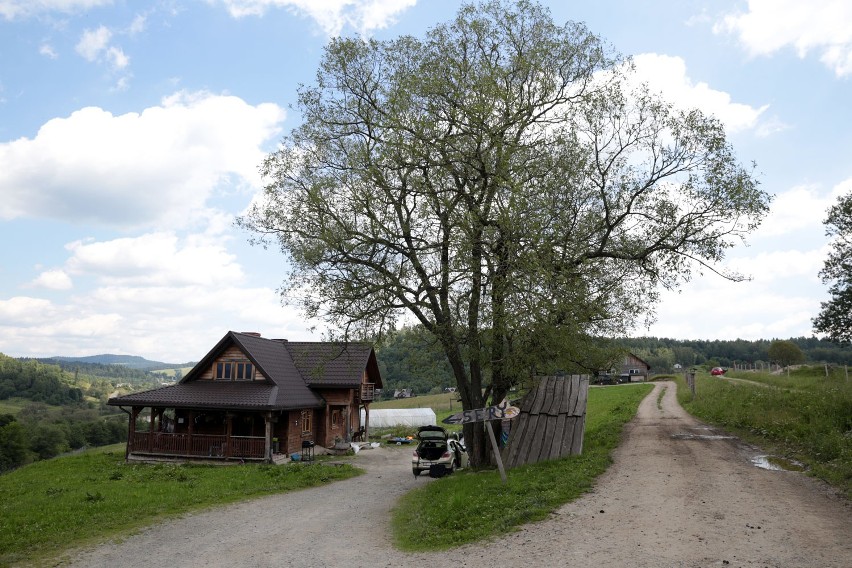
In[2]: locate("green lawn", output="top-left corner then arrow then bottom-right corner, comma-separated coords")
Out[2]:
0,445 -> 360,566
391,383 -> 653,550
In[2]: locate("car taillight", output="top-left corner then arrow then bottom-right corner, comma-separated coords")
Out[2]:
442,451 -> 451,459
413,451 -> 419,457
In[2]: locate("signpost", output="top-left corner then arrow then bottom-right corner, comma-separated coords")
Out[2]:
442,400 -> 519,484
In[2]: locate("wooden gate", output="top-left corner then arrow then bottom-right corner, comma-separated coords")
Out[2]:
502,375 -> 589,468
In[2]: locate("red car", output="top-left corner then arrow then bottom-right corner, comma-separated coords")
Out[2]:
710,367 -> 727,376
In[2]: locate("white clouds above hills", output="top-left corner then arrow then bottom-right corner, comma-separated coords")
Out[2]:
0,0 -> 849,361
0,92 -> 285,229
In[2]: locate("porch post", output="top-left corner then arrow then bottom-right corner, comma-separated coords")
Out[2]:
187,410 -> 195,456
225,413 -> 234,458
364,403 -> 370,443
148,407 -> 156,452
344,404 -> 351,442
128,407 -> 140,459
264,412 -> 273,463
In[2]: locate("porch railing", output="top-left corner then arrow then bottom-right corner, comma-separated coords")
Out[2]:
130,432 -> 266,460
360,382 -> 375,402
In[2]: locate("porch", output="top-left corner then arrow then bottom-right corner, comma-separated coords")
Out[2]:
128,431 -> 267,461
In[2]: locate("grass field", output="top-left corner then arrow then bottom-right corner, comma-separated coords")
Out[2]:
390,383 -> 653,550
676,366 -> 851,497
0,398 -> 28,416
0,445 -> 360,566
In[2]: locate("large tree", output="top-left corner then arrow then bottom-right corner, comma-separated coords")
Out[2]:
767,339 -> 805,369
241,0 -> 770,465
812,191 -> 852,345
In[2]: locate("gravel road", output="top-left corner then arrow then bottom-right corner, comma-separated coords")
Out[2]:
62,382 -> 851,568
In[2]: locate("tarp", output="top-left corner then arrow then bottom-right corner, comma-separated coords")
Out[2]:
360,408 -> 436,428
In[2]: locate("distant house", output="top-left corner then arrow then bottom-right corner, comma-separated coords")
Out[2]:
108,331 -> 382,463
618,352 -> 651,382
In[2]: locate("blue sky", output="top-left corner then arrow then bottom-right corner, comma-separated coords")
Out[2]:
1,0 -> 850,363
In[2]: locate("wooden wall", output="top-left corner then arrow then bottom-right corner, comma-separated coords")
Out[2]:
197,345 -> 267,381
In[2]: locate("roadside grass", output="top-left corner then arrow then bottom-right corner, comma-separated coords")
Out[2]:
0,444 -> 360,566
675,367 -> 851,497
391,383 -> 653,550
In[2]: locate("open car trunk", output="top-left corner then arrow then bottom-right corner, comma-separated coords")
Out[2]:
416,440 -> 448,460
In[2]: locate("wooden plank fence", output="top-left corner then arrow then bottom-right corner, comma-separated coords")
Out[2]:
502,375 -> 589,469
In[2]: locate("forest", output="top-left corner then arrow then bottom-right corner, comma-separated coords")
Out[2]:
0,353 -> 163,472
373,327 -> 852,396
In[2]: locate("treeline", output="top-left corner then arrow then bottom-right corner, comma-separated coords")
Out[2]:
620,336 -> 852,373
0,405 -> 126,472
28,358 -> 159,382
374,327 -> 852,393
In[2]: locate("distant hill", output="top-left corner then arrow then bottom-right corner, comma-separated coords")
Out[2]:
45,354 -> 193,371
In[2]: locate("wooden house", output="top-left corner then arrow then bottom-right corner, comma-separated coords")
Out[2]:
108,331 -> 382,463
619,352 -> 651,382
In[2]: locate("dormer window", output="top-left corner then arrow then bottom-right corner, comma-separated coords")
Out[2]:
215,361 -> 254,381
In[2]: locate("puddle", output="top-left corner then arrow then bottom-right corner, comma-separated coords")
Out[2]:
751,455 -> 806,472
671,433 -> 736,440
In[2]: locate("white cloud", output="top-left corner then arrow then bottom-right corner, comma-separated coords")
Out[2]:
106,46 -> 129,69
32,269 -> 73,290
128,14 -> 146,35
631,53 -> 768,134
39,44 -> 58,59
0,0 -> 111,20
217,0 -> 417,35
75,26 -> 113,61
716,0 -> 852,77
64,232 -> 245,287
647,273 -> 823,342
0,280 -> 320,360
754,180 -> 851,239
0,91 -> 286,228
75,26 -> 130,71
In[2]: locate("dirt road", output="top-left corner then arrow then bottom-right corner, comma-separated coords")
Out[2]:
63,382 -> 850,568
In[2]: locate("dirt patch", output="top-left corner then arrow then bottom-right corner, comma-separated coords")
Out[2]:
60,382 -> 851,567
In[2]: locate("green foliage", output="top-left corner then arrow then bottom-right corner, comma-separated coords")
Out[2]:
0,419 -> 28,472
0,354 -> 81,405
375,326 -> 455,395
676,368 -> 852,497
240,0 -> 769,466
767,339 -> 805,368
618,336 -> 852,369
0,448 -> 360,566
391,384 -> 653,549
813,190 -> 852,345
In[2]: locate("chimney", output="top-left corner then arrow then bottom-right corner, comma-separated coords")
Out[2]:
241,332 -> 262,337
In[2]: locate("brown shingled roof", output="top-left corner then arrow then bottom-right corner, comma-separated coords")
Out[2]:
284,341 -> 382,389
108,331 -> 381,410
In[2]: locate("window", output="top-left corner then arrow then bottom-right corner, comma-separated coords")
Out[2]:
300,410 -> 312,434
215,361 -> 253,381
235,362 -> 253,381
215,362 -> 232,380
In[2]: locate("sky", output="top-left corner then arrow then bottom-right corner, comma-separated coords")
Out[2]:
1,0 -> 850,363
